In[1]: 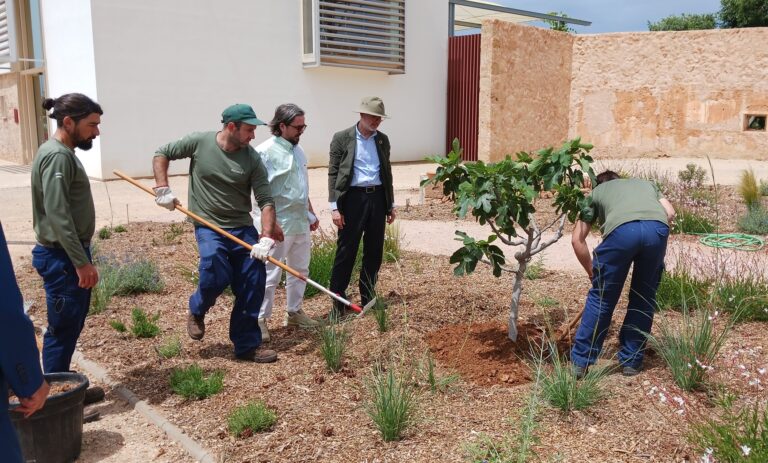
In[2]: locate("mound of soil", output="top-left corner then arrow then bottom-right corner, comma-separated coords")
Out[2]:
426,321 -> 545,386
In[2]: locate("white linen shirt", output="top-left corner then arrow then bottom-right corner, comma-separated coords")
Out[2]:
252,136 -> 310,236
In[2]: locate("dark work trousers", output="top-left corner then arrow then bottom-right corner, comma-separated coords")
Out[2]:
330,186 -> 387,308
32,244 -> 92,373
189,225 -> 265,356
571,220 -> 669,369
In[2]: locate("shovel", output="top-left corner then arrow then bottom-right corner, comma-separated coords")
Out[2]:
113,170 -> 376,315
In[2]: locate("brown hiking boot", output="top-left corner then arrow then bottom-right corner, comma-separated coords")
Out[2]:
187,313 -> 205,340
236,347 -> 278,363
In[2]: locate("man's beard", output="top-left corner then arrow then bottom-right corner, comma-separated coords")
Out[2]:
75,138 -> 94,150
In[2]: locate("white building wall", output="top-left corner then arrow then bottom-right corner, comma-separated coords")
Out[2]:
43,0 -> 448,179
39,0 -> 102,176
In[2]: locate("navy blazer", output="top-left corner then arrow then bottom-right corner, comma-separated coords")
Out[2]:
327,125 -> 394,214
0,223 -> 44,401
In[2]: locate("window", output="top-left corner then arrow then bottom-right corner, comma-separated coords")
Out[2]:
0,0 -> 18,63
301,0 -> 405,74
744,114 -> 766,132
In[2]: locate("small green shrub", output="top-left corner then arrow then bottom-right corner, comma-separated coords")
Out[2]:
157,335 -> 182,358
524,256 -> 545,280
370,297 -> 389,333
89,264 -> 120,315
677,163 -> 707,188
738,169 -> 761,210
98,226 -> 112,240
131,307 -> 161,338
689,391 -> 768,463
163,223 -> 185,244
228,401 -> 277,437
539,342 -> 609,412
737,207 -> 768,235
115,260 -> 164,295
113,224 -> 127,233
383,221 -> 403,263
317,316 -> 348,372
365,365 -> 416,442
716,277 -> 768,322
759,179 -> 768,196
534,296 -> 559,309
655,270 -> 711,312
91,257 -> 164,314
170,364 -> 224,399
109,320 -> 127,332
305,234 -> 337,297
464,433 -> 519,463
645,307 -> 734,391
419,351 -> 459,393
671,209 -> 715,234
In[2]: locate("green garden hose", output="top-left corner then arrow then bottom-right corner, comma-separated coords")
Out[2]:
698,233 -> 765,252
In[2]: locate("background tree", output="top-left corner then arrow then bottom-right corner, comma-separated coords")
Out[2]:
544,11 -> 575,33
424,139 -> 595,341
648,13 -> 717,31
719,0 -> 768,27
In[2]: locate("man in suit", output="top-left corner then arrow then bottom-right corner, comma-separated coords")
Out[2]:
327,97 -> 396,316
1,222 -> 49,463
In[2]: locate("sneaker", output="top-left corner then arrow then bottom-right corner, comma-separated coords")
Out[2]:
622,366 -> 642,377
83,386 -> 105,405
258,318 -> 270,343
236,347 -> 278,363
187,313 -> 205,340
572,364 -> 587,380
285,310 -> 321,328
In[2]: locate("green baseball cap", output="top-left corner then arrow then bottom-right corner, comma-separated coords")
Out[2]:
221,104 -> 267,125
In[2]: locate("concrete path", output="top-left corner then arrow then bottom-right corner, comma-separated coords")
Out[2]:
3,156 -> 768,272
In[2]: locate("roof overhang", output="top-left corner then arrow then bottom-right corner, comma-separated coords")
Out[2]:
449,0 -> 591,35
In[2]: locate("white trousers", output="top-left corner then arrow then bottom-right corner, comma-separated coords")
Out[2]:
258,233 -> 311,319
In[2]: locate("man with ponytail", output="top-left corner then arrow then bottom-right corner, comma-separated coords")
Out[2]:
31,93 -> 105,405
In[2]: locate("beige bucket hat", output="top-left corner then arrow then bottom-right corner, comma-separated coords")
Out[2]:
357,96 -> 389,118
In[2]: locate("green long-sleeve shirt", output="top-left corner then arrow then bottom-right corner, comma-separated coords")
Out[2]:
31,139 -> 95,267
156,132 -> 274,228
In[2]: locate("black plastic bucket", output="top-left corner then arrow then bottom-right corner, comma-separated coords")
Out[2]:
9,372 -> 89,463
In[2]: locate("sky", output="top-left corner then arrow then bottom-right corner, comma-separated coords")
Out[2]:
497,0 -> 724,33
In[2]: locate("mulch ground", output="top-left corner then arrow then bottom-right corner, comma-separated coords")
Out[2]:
14,184 -> 767,462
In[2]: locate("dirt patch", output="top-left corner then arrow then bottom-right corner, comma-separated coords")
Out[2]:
426,321 -> 540,386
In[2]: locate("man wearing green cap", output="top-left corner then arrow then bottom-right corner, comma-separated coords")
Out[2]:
152,104 -> 283,363
327,96 -> 395,317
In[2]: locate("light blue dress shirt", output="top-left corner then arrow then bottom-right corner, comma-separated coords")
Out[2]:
351,125 -> 382,187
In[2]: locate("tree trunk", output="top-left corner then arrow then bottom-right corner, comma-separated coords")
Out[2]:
507,263 -> 526,341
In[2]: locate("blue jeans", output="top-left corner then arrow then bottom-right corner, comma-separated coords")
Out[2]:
32,245 -> 92,373
571,220 -> 669,369
190,226 -> 265,356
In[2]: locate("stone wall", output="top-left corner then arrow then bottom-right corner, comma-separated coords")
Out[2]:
479,21 -> 573,162
0,73 -> 23,164
479,22 -> 768,162
570,29 -> 768,159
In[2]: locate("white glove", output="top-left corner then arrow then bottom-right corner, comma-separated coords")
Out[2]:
154,186 -> 177,211
250,237 -> 275,261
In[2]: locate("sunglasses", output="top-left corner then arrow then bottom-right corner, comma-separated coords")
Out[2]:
288,124 -> 307,131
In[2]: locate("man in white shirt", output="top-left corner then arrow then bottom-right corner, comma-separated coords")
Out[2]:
253,104 -> 320,342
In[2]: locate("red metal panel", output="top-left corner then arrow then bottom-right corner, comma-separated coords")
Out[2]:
446,34 -> 480,162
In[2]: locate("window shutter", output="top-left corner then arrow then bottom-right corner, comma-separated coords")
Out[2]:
303,0 -> 405,74
0,0 -> 17,63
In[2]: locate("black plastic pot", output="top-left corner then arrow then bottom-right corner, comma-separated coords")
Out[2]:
9,372 -> 89,463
